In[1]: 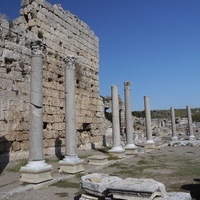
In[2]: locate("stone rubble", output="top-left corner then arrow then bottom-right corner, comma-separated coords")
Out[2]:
80,173 -> 192,200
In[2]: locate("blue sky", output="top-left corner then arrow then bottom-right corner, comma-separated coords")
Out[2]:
1,0 -> 200,111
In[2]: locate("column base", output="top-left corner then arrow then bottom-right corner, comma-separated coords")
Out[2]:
20,160 -> 53,184
88,155 -> 109,165
189,135 -> 195,140
59,155 -> 84,174
124,144 -> 137,155
144,140 -> 155,149
109,146 -> 126,159
172,136 -> 178,141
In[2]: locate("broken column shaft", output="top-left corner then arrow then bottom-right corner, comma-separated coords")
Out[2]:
20,40 -> 52,183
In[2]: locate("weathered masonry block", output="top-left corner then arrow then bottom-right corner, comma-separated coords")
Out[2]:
0,0 -> 106,160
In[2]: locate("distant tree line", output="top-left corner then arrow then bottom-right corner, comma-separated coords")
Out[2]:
105,108 -> 200,123
132,108 -> 200,122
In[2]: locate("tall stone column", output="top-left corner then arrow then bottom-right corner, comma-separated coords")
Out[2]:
144,96 -> 155,148
109,85 -> 125,158
123,82 -> 137,154
59,56 -> 84,173
157,118 -> 161,136
187,105 -> 195,140
170,107 -> 178,141
20,40 -> 52,183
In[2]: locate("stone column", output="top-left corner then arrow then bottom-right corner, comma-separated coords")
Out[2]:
20,40 -> 52,183
59,55 -> 84,173
157,118 -> 161,136
144,96 -> 155,148
109,85 -> 125,158
187,105 -> 195,140
170,107 -> 178,141
123,82 -> 137,154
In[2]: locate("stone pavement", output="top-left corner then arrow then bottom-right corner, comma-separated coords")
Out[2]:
0,141 -> 168,200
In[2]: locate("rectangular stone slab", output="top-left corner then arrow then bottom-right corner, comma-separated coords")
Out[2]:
88,155 -> 108,165
80,194 -> 98,200
107,178 -> 166,200
20,169 -> 52,184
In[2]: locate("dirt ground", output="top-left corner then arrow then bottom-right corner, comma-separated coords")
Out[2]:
1,141 -> 200,199
98,145 -> 200,199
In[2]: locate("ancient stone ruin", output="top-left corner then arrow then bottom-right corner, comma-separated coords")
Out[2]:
80,173 -> 192,200
0,0 -> 107,160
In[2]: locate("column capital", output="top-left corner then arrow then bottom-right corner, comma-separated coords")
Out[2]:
64,56 -> 76,69
30,40 -> 46,56
124,81 -> 132,90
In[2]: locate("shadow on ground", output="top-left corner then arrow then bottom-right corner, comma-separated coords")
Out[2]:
74,194 -> 81,200
181,179 -> 200,200
0,136 -> 11,174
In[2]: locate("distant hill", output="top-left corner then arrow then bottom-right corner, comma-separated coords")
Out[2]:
132,108 -> 200,122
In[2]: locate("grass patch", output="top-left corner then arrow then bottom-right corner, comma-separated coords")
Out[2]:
108,163 -> 128,169
45,157 -> 58,163
51,180 -> 80,188
107,154 -> 119,160
149,155 -> 162,161
6,159 -> 28,172
107,163 -> 119,168
185,151 -> 195,155
75,172 -> 85,179
95,147 -> 111,154
175,163 -> 200,177
55,192 -> 68,197
79,155 -> 92,159
137,159 -> 149,165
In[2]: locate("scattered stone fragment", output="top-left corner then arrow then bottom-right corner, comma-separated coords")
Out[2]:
107,178 -> 166,200
81,173 -> 192,200
81,173 -> 122,197
155,192 -> 192,200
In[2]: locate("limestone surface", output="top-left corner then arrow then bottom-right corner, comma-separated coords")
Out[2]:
155,192 -> 192,200
80,173 -> 122,196
0,0 -> 106,160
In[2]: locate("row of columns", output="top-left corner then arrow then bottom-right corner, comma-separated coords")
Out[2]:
20,40 -> 195,183
108,84 -> 155,158
109,84 -> 196,156
20,41 -> 83,183
170,105 -> 195,141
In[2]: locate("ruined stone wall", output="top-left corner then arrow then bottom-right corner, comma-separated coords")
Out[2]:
0,0 -> 107,160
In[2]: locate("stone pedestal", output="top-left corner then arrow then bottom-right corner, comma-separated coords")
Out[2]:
144,141 -> 155,149
20,161 -> 52,183
109,147 -> 126,159
144,96 -> 155,148
124,144 -> 138,155
124,82 -> 137,155
170,107 -> 178,141
20,41 -> 52,183
187,105 -> 195,140
88,155 -> 109,165
109,85 -> 125,158
59,156 -> 84,174
59,56 -> 84,173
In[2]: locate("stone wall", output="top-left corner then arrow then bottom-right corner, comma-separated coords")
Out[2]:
0,0 -> 107,160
